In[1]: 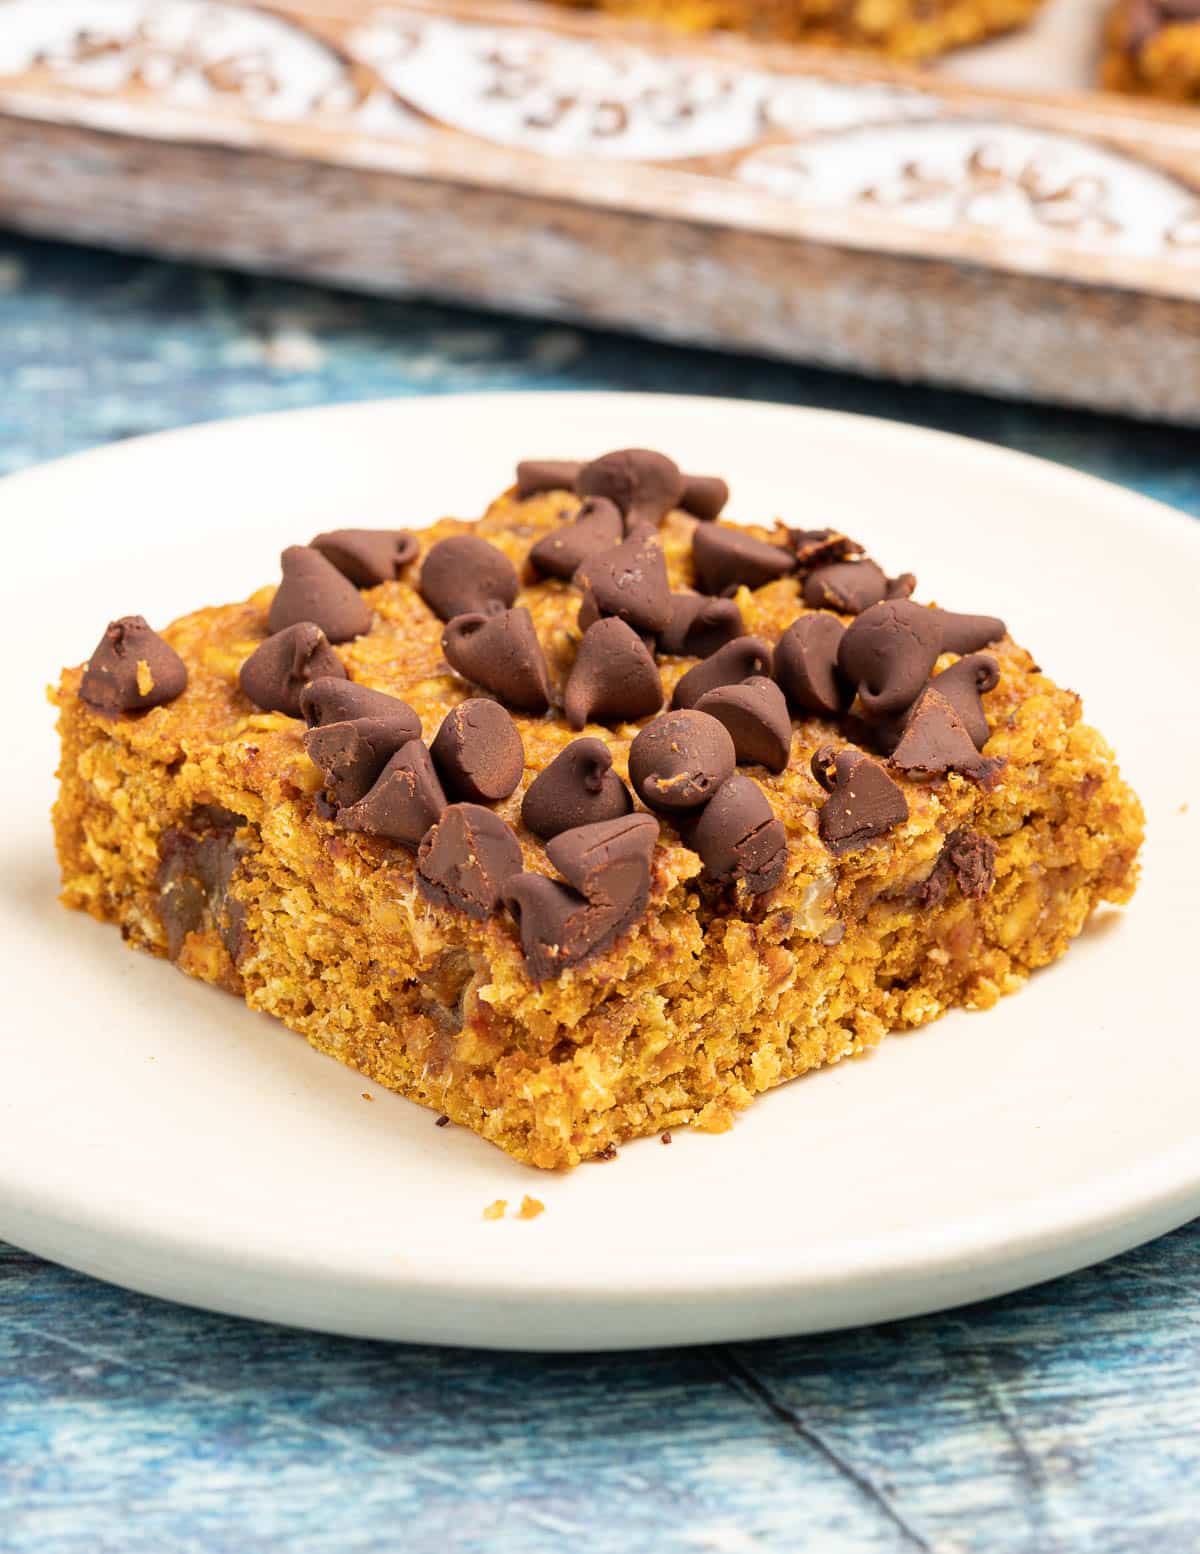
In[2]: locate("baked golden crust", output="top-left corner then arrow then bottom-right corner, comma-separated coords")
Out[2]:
550,0 -> 1045,59
52,487 -> 1143,1169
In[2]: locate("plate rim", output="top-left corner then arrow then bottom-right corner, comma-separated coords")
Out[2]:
4,390 -> 1198,1347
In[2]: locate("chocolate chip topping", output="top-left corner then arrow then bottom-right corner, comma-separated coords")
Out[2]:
442,608 -> 552,715
692,525 -> 795,594
337,739 -> 446,849
419,535 -> 520,622
811,745 -> 909,855
695,676 -> 792,774
431,699 -> 524,804
502,875 -> 587,982
672,635 -> 774,710
773,613 -> 849,718
930,654 -> 1000,751
888,688 -> 1003,784
658,594 -> 745,658
528,497 -> 624,581
309,529 -> 418,588
677,774 -> 787,894
546,811 -> 659,902
575,449 -> 684,530
238,623 -> 346,717
564,618 -> 663,730
305,717 -> 416,809
516,459 -> 583,499
916,829 -> 997,908
521,737 -> 633,840
837,600 -> 943,718
417,804 -> 524,919
575,529 -> 671,636
505,813 -> 658,980
679,474 -> 730,522
298,678 -> 419,735
80,615 -> 188,715
803,558 -> 888,615
628,710 -> 736,813
268,545 -> 373,644
925,608 -> 1007,655
788,528 -> 864,569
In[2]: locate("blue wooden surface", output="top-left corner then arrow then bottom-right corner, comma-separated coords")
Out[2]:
2,233 -> 1196,1554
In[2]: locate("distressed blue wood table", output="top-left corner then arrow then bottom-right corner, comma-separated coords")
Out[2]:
2,235 -> 1197,1554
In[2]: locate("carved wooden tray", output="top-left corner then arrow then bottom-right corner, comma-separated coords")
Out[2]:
1,0 -> 1199,419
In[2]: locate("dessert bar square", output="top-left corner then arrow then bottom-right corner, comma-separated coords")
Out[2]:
1101,0 -> 1200,98
53,449 -> 1143,1169
547,0 -> 1046,59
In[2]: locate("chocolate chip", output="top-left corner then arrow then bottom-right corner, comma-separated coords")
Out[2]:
564,618 -> 663,730
419,535 -> 520,622
337,739 -> 446,848
888,689 -> 1003,784
672,635 -> 773,710
528,497 -> 624,581
692,525 -> 795,594
80,616 -> 188,715
695,676 -> 792,774
679,474 -> 729,521
1124,0 -> 1200,45
658,594 -> 745,658
505,813 -> 658,980
1125,0 -> 1161,46
575,449 -> 683,530
917,829 -> 997,907
677,774 -> 787,893
309,529 -> 418,588
521,737 -> 633,840
926,608 -> 1007,654
788,528 -> 863,569
803,559 -> 887,614
575,529 -> 671,636
298,678 -> 419,736
811,745 -> 908,855
773,615 -> 845,719
268,545 -> 372,644
417,804 -> 523,919
628,710 -> 736,813
837,600 -> 943,718
546,811 -> 658,900
887,573 -> 917,601
304,717 -> 413,809
442,608 -> 552,715
1125,0 -> 1200,45
930,654 -> 1000,751
503,875 -> 587,982
946,829 -> 996,898
156,807 -> 247,963
431,699 -> 524,804
516,459 -> 583,499
238,623 -> 346,717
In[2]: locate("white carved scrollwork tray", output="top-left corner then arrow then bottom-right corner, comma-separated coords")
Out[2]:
1,0 -> 1198,418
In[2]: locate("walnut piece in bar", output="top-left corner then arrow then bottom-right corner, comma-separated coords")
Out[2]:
52,448 -> 1143,1169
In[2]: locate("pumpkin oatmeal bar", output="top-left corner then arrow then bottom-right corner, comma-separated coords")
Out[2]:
549,0 -> 1045,60
1101,0 -> 1200,98
52,449 -> 1143,1170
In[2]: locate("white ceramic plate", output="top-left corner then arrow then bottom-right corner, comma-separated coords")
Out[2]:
2,393 -> 1197,1351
